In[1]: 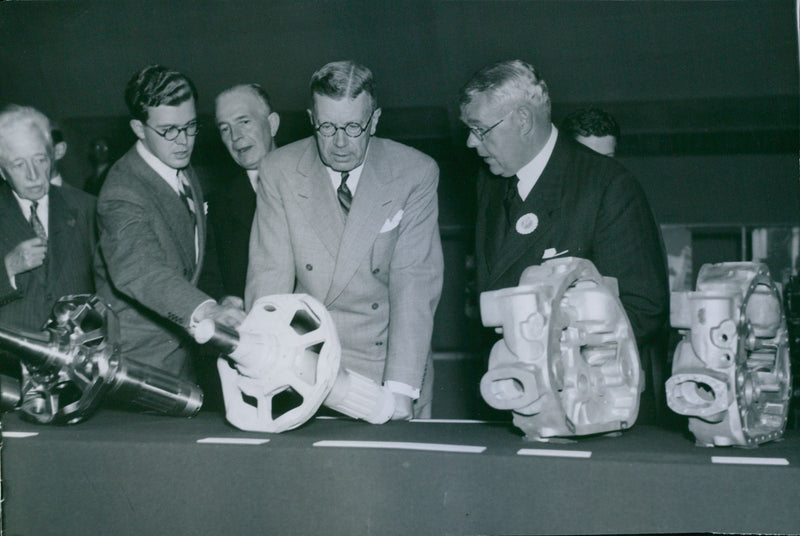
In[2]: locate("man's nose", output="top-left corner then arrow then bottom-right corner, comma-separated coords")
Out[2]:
175,128 -> 189,145
333,129 -> 348,148
466,131 -> 480,149
231,125 -> 243,142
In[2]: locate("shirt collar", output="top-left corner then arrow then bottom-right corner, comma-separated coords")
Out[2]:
516,125 -> 559,201
136,140 -> 182,194
324,150 -> 368,195
246,169 -> 259,191
12,189 -> 49,227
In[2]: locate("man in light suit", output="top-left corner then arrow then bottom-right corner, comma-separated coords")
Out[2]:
211,84 -> 280,298
0,105 -> 95,375
247,61 -> 444,419
458,60 -> 669,422
94,65 -> 244,380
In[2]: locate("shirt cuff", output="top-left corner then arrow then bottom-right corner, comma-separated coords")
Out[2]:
384,381 -> 420,400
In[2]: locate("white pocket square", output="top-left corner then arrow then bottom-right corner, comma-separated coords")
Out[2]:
380,209 -> 404,233
542,247 -> 569,259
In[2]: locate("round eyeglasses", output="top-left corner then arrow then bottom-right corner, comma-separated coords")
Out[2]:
313,109 -> 376,138
144,121 -> 200,141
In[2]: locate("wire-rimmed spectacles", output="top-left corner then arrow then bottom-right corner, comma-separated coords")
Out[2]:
144,121 -> 200,141
468,110 -> 513,142
313,110 -> 376,138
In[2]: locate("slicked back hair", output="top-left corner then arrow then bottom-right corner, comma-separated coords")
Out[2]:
0,104 -> 54,162
125,64 -> 198,122
458,59 -> 550,117
561,107 -> 621,139
309,60 -> 377,110
216,83 -> 274,116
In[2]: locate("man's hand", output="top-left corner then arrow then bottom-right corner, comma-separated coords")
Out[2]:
390,392 -> 413,421
194,299 -> 246,330
219,295 -> 244,311
5,237 -> 47,279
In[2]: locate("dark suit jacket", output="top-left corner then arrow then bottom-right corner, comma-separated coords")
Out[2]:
208,168 -> 256,299
0,181 -> 96,332
93,146 -> 218,378
476,135 -> 669,345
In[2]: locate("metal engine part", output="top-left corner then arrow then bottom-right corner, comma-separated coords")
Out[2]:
0,294 -> 203,424
667,262 -> 791,447
479,257 -> 642,440
194,294 -> 394,433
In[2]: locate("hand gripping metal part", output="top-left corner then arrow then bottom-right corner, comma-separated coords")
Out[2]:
479,257 -> 642,440
194,294 -> 394,433
667,262 -> 791,447
0,294 -> 203,424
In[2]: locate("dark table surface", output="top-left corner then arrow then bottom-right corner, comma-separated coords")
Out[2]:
2,408 -> 799,536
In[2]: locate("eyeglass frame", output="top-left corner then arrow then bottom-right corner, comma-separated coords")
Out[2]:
311,109 -> 377,138
143,121 -> 200,141
467,109 -> 514,142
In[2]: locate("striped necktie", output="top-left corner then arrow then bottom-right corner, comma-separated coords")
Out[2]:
337,171 -> 353,215
29,201 -> 47,241
177,171 -> 196,220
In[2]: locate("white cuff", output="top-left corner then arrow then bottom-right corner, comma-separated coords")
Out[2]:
189,299 -> 216,330
384,381 -> 420,400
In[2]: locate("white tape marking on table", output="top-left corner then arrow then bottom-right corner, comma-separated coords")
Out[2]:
517,448 -> 592,459
2,431 -> 39,438
313,440 -> 486,453
711,456 -> 789,466
197,437 -> 270,445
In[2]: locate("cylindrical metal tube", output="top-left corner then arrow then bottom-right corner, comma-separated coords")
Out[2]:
106,358 -> 203,417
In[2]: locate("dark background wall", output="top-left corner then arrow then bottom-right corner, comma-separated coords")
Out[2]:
1,0 -> 797,224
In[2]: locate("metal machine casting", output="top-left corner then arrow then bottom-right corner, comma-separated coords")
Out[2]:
479,257 -> 643,440
193,293 -> 395,433
0,294 -> 203,424
667,262 -> 791,447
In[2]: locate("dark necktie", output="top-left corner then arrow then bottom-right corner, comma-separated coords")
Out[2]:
338,171 -> 353,214
29,201 -> 47,241
503,175 -> 522,228
177,171 -> 196,221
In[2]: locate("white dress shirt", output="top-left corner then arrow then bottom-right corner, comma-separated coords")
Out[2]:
516,125 -> 559,201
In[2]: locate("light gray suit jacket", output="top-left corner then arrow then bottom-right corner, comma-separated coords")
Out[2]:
246,136 -> 443,393
94,146 -> 212,378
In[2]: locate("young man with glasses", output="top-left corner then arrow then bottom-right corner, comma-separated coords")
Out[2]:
94,64 -> 244,381
246,60 -> 444,420
458,60 -> 669,423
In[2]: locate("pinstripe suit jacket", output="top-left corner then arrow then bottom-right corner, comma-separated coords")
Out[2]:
93,146 -> 213,378
0,182 -> 96,331
246,136 -> 444,392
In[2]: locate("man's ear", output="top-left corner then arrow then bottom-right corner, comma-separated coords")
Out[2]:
368,108 -> 382,136
268,112 -> 280,137
54,141 -> 67,161
129,119 -> 146,140
516,105 -> 534,136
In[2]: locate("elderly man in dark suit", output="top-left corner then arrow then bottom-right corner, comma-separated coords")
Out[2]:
247,61 -> 444,420
458,60 -> 669,422
94,65 -> 244,380
211,84 -> 280,299
0,105 -> 96,375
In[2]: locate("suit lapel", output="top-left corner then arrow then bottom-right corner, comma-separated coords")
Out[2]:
0,183 -> 44,285
326,139 -> 396,304
127,149 -> 197,271
486,137 -> 569,289
184,166 -> 205,281
45,187 -> 78,286
296,140 -> 346,259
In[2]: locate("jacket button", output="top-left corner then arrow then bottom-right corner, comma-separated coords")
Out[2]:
305,264 -> 313,271
371,303 -> 379,310
375,341 -> 383,346
372,268 -> 380,274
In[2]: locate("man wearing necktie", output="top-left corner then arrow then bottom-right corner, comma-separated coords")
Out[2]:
211,84 -> 280,299
247,60 -> 444,420
459,60 -> 669,423
0,105 -> 96,376
94,65 -> 244,381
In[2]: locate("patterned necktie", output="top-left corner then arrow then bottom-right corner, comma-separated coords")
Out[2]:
503,175 -> 522,228
177,171 -> 196,221
337,171 -> 353,214
29,201 -> 47,240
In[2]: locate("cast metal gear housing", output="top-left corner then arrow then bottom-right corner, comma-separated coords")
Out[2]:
667,262 -> 791,447
0,294 -> 203,424
194,294 -> 395,432
480,257 -> 643,440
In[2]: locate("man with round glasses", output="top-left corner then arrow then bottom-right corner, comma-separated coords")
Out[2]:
246,60 -> 444,420
94,64 -> 243,381
459,60 -> 669,422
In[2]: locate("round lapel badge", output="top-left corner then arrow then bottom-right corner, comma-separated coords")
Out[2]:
515,213 -> 539,235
